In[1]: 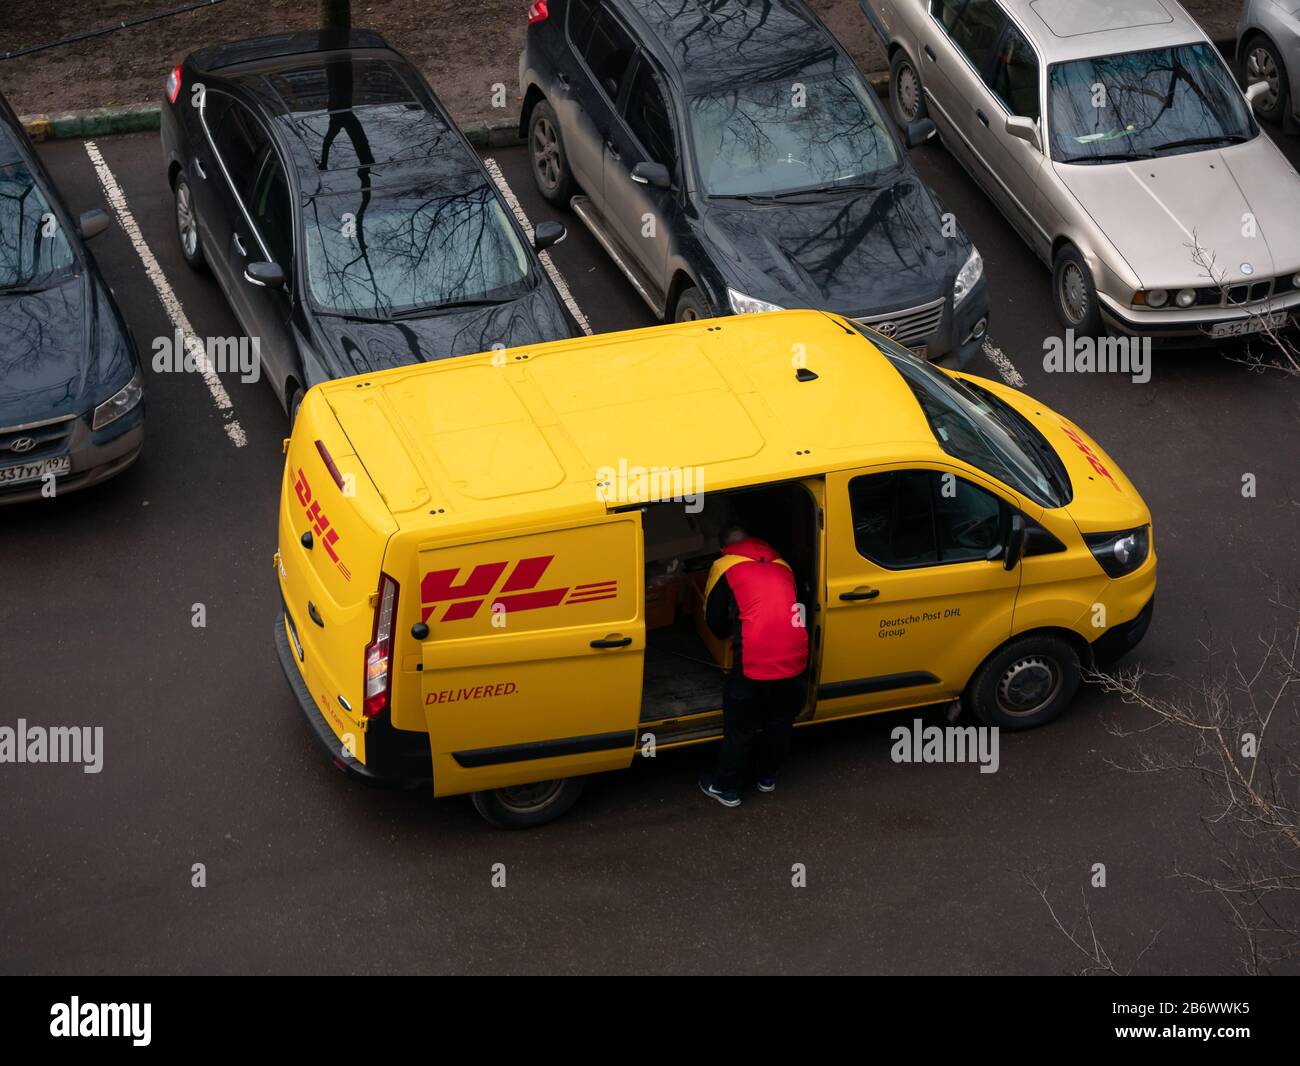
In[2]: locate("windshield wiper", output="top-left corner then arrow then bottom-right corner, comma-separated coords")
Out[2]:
1150,133 -> 1249,152
1057,150 -> 1154,164
711,180 -> 880,203
388,296 -> 511,320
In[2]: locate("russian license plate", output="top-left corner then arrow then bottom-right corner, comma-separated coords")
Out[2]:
910,345 -> 929,359
0,455 -> 71,486
1211,312 -> 1288,339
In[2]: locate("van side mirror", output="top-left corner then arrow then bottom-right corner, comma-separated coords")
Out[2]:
631,161 -> 671,189
1245,80 -> 1270,104
79,208 -> 110,241
1003,513 -> 1027,571
905,117 -> 936,148
245,261 -> 286,288
534,219 -> 567,252
1004,116 -> 1041,151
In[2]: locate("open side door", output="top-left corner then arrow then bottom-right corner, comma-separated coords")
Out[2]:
419,512 -> 645,796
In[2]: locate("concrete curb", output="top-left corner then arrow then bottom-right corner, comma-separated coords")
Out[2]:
21,74 -> 895,144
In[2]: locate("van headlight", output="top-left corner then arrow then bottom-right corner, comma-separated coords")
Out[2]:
92,367 -> 144,430
953,247 -> 983,306
727,288 -> 784,315
1084,525 -> 1150,578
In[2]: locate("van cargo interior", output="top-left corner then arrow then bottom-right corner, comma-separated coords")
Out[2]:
636,482 -> 817,730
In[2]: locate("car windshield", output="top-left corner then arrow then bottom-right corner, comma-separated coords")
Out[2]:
303,183 -> 533,317
861,325 -> 1064,509
0,162 -> 74,290
1048,42 -> 1254,164
688,62 -> 901,197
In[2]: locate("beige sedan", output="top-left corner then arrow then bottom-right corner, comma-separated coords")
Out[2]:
862,0 -> 1300,341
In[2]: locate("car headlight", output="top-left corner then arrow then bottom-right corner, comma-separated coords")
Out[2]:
92,367 -> 144,430
1084,525 -> 1150,578
1176,288 -> 1197,308
727,288 -> 784,315
1143,288 -> 1169,308
953,247 -> 983,306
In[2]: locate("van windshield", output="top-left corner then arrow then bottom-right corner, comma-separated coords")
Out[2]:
861,325 -> 1066,509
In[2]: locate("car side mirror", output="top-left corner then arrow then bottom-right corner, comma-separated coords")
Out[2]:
1003,513 -> 1027,571
1245,80 -> 1270,104
905,117 -> 936,149
631,161 -> 671,189
533,219 -> 567,252
79,208 -> 110,241
245,261 -> 286,288
1004,115 -> 1041,150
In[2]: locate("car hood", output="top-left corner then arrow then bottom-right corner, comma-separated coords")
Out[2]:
0,272 -> 134,428
1054,137 -> 1300,288
310,285 -> 574,379
700,176 -> 958,315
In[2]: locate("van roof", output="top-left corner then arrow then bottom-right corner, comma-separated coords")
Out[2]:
316,310 -> 941,534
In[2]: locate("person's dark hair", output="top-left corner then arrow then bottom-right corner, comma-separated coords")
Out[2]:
721,524 -> 748,548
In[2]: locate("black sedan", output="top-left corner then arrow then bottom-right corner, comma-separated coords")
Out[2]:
0,91 -> 144,505
520,0 -> 990,365
161,29 -> 576,420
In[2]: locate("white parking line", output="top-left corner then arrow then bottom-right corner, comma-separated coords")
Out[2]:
483,156 -> 593,336
84,141 -> 248,448
981,336 -> 1025,388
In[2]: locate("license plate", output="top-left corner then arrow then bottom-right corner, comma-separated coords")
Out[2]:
910,345 -> 929,359
0,455 -> 71,486
1211,312 -> 1288,339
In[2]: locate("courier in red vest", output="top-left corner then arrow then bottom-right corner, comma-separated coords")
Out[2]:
699,527 -> 809,806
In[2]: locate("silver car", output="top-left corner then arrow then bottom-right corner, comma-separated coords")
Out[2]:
1238,0 -> 1300,128
862,0 -> 1300,341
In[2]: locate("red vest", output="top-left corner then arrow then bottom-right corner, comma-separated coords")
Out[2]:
705,538 -> 809,680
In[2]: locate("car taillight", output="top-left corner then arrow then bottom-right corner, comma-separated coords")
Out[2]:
166,65 -> 182,104
363,572 -> 399,718
528,1 -> 549,23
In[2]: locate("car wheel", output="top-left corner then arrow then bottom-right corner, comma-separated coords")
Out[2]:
471,776 -> 586,829
528,100 -> 576,206
674,286 -> 711,323
964,634 -> 1082,731
288,385 -> 305,427
1052,245 -> 1104,336
889,48 -> 927,130
173,173 -> 207,272
1244,35 -> 1290,125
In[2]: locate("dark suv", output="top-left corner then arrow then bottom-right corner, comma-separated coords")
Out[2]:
162,30 -> 576,419
520,0 -> 990,363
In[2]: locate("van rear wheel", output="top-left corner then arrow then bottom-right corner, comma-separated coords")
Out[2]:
964,634 -> 1081,731
471,776 -> 586,829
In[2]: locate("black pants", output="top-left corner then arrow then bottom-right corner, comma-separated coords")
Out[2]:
714,673 -> 807,792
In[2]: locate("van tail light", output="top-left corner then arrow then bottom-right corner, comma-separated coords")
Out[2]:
166,65 -> 183,104
528,1 -> 549,24
363,572 -> 399,718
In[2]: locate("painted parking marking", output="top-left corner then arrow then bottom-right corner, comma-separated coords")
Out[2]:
84,140 -> 248,448
483,156 -> 593,336
981,336 -> 1025,388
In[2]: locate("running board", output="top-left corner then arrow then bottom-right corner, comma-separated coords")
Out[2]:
569,195 -> 666,319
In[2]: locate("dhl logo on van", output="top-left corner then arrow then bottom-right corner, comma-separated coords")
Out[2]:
1058,421 -> 1121,492
293,468 -> 352,581
420,555 -> 617,623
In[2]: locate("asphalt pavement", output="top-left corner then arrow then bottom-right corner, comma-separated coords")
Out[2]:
0,125 -> 1297,975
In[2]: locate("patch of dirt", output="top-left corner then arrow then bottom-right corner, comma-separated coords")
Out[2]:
0,1 -> 1245,125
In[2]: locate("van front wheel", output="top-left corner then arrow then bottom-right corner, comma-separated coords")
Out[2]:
964,635 -> 1081,731
471,776 -> 586,829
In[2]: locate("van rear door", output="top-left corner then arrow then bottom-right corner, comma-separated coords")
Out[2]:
278,393 -> 398,761
418,512 -> 645,796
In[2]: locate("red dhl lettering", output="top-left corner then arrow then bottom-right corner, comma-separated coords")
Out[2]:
293,467 -> 349,579
420,556 -> 617,623
426,682 -> 519,704
1059,423 -> 1120,491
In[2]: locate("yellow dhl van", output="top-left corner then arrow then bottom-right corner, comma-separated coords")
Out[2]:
274,310 -> 1155,828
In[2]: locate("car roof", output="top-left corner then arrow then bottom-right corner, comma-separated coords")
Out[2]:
1007,0 -> 1208,62
615,0 -> 841,93
192,33 -> 475,199
314,310 -> 940,532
